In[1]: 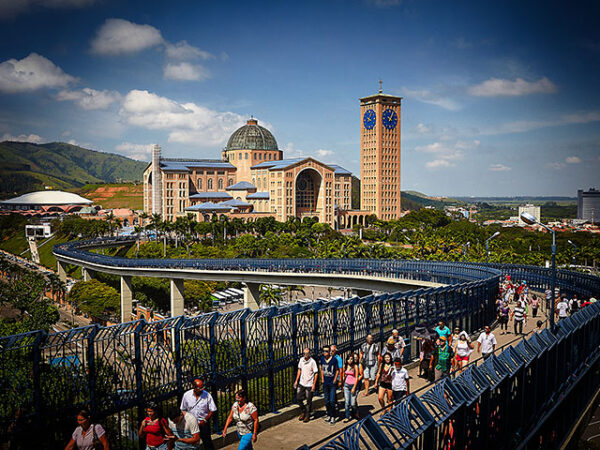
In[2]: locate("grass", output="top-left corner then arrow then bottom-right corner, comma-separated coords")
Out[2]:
0,233 -> 29,255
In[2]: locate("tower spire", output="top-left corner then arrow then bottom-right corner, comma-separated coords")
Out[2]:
378,79 -> 383,94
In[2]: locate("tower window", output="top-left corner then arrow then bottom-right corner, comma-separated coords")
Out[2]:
208,179 -> 213,190
218,178 -> 224,190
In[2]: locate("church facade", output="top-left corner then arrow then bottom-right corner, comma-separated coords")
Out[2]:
143,118 -> 364,228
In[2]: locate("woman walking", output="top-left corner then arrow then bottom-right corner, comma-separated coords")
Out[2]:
65,409 -> 109,450
452,331 -> 474,373
531,295 -> 540,318
499,302 -> 510,334
138,402 -> 170,450
375,353 -> 394,413
342,355 -> 359,423
352,352 -> 364,419
222,389 -> 259,450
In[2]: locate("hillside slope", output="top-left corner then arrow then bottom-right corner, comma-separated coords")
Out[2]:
0,141 -> 148,199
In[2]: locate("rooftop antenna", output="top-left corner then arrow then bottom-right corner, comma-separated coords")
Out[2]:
378,79 -> 383,93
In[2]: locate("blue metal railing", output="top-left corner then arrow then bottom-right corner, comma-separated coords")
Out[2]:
0,237 -> 598,449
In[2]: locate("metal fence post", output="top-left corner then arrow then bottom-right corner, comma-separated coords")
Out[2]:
87,325 -> 99,417
267,310 -> 275,413
32,330 -> 46,427
174,318 -> 184,395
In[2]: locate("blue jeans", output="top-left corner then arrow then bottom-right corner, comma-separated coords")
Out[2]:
237,432 -> 253,450
343,384 -> 357,419
323,384 -> 337,418
146,444 -> 167,450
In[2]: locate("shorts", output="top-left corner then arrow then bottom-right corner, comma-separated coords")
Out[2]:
392,390 -> 407,402
363,364 -> 378,380
456,354 -> 469,362
380,381 -> 392,390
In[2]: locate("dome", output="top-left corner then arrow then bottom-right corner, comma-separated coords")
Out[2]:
1,190 -> 93,205
226,118 -> 278,151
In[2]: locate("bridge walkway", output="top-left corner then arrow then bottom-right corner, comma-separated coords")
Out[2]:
221,304 -> 546,449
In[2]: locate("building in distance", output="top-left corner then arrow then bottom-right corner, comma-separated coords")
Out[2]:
578,188 -> 600,223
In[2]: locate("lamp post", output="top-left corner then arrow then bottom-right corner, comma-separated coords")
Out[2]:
521,211 -> 556,331
485,232 -> 500,263
462,241 -> 471,261
567,240 -> 578,266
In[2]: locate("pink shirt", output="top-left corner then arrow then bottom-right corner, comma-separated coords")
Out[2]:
344,368 -> 357,386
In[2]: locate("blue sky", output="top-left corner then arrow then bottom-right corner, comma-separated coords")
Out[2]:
0,0 -> 598,196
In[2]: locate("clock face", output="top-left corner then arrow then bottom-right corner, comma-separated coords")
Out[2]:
363,109 -> 376,130
382,108 -> 398,130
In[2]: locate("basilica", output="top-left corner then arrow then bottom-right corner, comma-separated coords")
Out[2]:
143,118 -> 366,228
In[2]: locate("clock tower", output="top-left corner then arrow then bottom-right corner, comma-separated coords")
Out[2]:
360,82 -> 402,220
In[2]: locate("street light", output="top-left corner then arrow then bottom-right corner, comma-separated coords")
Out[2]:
567,240 -> 578,266
462,241 -> 471,261
520,211 -> 556,331
485,231 -> 500,263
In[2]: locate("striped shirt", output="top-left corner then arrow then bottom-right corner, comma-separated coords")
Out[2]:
514,306 -> 525,321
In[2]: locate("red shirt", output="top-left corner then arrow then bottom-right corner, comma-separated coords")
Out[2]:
144,417 -> 167,446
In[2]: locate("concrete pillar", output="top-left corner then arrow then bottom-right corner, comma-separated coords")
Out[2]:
243,283 -> 261,311
82,267 -> 95,282
170,279 -> 185,318
120,276 -> 133,323
57,260 -> 67,282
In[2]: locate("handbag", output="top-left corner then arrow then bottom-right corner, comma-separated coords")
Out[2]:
92,424 -> 103,450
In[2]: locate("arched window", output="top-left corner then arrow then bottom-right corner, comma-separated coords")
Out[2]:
218,178 -> 224,190
259,153 -> 262,160
208,178 -> 213,190
197,178 -> 202,190
228,178 -> 233,186
268,153 -> 272,160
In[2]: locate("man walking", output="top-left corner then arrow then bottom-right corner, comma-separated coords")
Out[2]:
512,301 -> 526,335
431,336 -> 451,381
556,295 -> 569,321
359,335 -> 379,396
320,345 -> 340,425
391,329 -> 406,359
180,378 -> 217,450
293,348 -> 318,422
477,326 -> 497,359
330,345 -> 343,419
166,407 -> 201,449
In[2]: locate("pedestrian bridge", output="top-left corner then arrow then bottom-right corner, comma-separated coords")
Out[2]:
53,237 -> 500,321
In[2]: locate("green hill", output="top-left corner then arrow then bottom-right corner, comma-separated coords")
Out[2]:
402,191 -> 463,210
0,141 -> 148,199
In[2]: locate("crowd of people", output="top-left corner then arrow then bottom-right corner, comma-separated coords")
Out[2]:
63,276 -> 599,449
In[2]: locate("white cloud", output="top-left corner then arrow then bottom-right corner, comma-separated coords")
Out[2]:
119,89 -> 246,146
163,62 -> 210,81
401,87 -> 460,111
468,77 -> 557,97
416,139 -> 480,170
165,40 -> 213,60
565,156 -> 581,164
56,87 -> 121,110
316,149 -> 334,157
90,19 -> 164,55
115,142 -> 153,161
489,163 -> 511,172
484,111 -> 600,135
426,159 -> 455,169
0,53 -> 77,93
415,123 -> 432,134
0,0 -> 95,20
546,162 -> 565,170
1,132 -> 44,143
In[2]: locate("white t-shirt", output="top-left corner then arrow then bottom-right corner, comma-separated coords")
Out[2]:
168,412 -> 200,450
556,301 -> 569,317
180,390 -> 217,422
72,424 -> 105,450
390,367 -> 409,391
297,357 -> 318,388
477,332 -> 497,354
455,340 -> 471,357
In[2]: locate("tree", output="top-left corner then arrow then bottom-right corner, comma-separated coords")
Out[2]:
68,280 -> 120,319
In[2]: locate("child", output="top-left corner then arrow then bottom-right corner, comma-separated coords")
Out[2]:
390,358 -> 410,403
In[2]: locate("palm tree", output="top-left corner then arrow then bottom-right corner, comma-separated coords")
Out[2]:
139,211 -> 149,227
105,211 -> 115,236
150,214 -> 162,241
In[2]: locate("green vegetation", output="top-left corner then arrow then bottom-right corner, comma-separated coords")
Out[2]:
68,279 -> 120,320
0,256 -> 62,336
473,201 -> 577,222
0,141 -> 147,198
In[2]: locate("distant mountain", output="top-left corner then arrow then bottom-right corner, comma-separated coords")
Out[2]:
0,141 -> 148,199
402,191 -> 463,210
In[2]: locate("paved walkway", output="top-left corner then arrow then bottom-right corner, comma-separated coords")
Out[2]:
221,304 -> 548,449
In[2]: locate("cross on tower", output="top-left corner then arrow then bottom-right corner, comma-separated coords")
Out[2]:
378,79 -> 383,93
